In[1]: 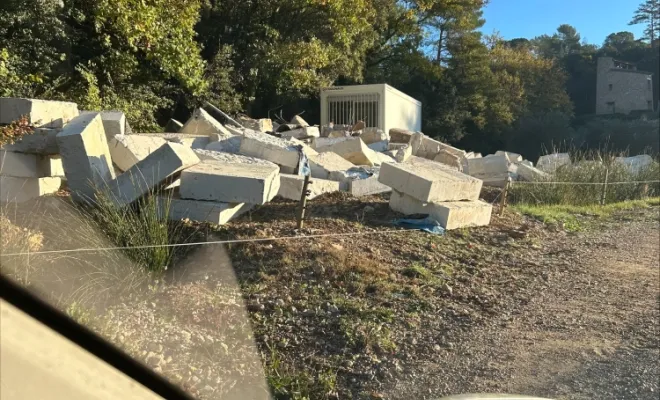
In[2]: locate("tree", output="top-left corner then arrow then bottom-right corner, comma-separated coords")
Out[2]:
629,0 -> 660,45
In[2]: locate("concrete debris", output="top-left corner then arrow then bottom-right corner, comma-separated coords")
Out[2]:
0,98 -> 79,128
180,158 -> 279,205
466,154 -> 511,178
277,174 -> 339,200
56,113 -> 116,203
389,190 -> 492,230
164,119 -> 183,133
347,168 -> 392,196
204,133 -> 242,154
98,111 -> 127,140
280,126 -> 320,139
410,132 -> 465,161
290,115 -> 309,127
159,193 -> 252,225
495,150 -> 523,163
180,108 -> 232,137
202,102 -> 243,129
367,140 -> 389,153
536,153 -> 571,173
109,142 -> 199,207
360,127 -> 389,145
373,152 -> 396,165
315,137 -> 380,166
513,163 -> 548,182
308,152 -> 355,187
520,160 -> 533,168
389,128 -> 414,144
615,155 -> 653,174
143,133 -> 211,149
239,130 -> 317,174
379,157 -> 482,203
2,128 -> 60,155
433,150 -> 463,171
192,149 -> 277,167
321,124 -> 352,138
38,156 -> 65,178
108,134 -> 168,172
238,116 -> 273,133
0,150 -> 42,178
311,136 -> 350,150
0,176 -> 62,203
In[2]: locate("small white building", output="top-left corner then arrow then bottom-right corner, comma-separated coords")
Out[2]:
320,84 -> 422,133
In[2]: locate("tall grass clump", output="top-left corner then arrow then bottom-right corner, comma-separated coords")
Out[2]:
510,150 -> 660,206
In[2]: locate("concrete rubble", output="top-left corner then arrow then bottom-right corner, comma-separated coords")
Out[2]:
615,155 -> 653,174
180,108 -> 232,137
537,153 -> 571,173
108,134 -> 168,172
277,174 -> 339,200
315,137 -> 380,166
239,130 -> 317,174
164,119 -> 183,133
0,97 -> 79,128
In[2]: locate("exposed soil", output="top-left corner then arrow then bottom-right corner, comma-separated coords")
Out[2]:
1,194 -> 658,400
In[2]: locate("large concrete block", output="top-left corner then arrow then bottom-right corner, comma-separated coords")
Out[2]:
466,154 -> 511,177
308,152 -> 355,180
205,134 -> 243,154
179,159 -> 280,205
389,190 -> 492,230
0,98 -> 79,128
316,137 -> 380,166
410,132 -> 466,160
513,163 -> 548,182
311,136 -> 350,150
141,133 -> 210,149
180,108 -> 232,136
159,194 -> 252,225
378,159 -> 482,202
239,131 -> 317,173
277,174 -> 339,200
389,128 -> 414,144
280,126 -> 320,139
0,151 -> 39,178
164,119 -> 183,133
1,128 -> 60,155
99,111 -> 126,140
0,176 -> 61,203
193,149 -> 277,167
108,134 -> 168,172
615,154 -> 654,174
109,143 -> 199,207
536,153 -> 571,173
495,150 -> 523,163
434,150 -> 463,171
360,128 -> 389,145
290,115 -> 309,127
239,117 -> 273,132
38,156 -> 65,177
367,141 -> 389,153
348,176 -> 392,197
373,152 -> 396,165
56,113 -> 115,202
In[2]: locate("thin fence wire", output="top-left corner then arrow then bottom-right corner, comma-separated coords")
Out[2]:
512,180 -> 660,186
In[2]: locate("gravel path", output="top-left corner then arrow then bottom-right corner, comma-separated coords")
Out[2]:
386,216 -> 660,400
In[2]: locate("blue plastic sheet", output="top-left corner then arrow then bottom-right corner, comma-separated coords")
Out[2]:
393,217 -> 445,235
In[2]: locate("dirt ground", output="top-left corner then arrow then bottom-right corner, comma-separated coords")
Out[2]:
1,194 -> 658,399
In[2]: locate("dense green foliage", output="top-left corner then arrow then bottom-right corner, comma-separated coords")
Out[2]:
1,0 -> 658,158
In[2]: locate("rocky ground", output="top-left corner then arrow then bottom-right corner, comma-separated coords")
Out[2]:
1,193 -> 658,399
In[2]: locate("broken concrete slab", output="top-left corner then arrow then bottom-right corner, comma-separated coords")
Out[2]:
180,108 -> 232,137
192,149 -> 277,167
205,134 -> 243,154
109,142 -> 199,207
239,116 -> 273,133
98,111 -> 126,140
280,126 -> 320,139
179,159 -> 279,205
159,194 -> 252,225
410,132 -> 465,160
615,155 -> 654,174
393,145 -> 412,163
466,154 -> 511,177
37,156 -> 65,177
108,134 -> 168,172
141,133 -> 210,149
0,176 -> 62,203
239,130 -> 317,173
520,160 -> 533,168
495,150 -> 523,163
164,119 -> 183,133
277,174 -> 339,200
308,152 -> 356,181
0,151 -> 40,178
316,137 -> 380,166
0,98 -> 79,128
388,143 -> 408,150
389,190 -> 492,230
56,113 -> 115,203
389,128 -> 414,144
373,152 -> 396,165
311,136 -> 350,150
513,163 -> 548,182
290,115 -> 309,127
1,128 -> 60,155
367,141 -> 389,153
433,150 -> 463,171
360,128 -> 389,145
348,176 -> 392,197
378,159 -> 482,202
536,153 -> 571,173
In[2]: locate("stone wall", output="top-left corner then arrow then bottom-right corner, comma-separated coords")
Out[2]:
596,57 -> 654,115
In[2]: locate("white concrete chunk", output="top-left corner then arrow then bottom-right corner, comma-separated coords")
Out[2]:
1,128 -> 60,155
394,144 -> 413,163
373,152 -> 396,165
536,153 -> 571,173
410,132 -> 465,160
316,137 -> 380,166
360,128 -> 389,145
159,194 -> 252,225
308,152 -> 355,180
0,176 -> 61,203
239,117 -> 273,132
514,163 -> 548,182
277,174 -> 339,200
0,151 -> 39,178
311,136 -> 350,150
367,141 -> 389,153
164,119 -> 183,133
108,134 -> 168,172
348,176 -> 392,197
389,190 -> 492,230
466,154 -> 511,177
179,159 -> 279,205
433,150 -> 463,171
109,143 -> 199,207
389,128 -> 414,144
180,108 -> 232,136
38,155 -> 65,177
56,113 -> 115,203
205,134 -> 243,154
378,158 -> 482,202
520,160 -> 533,168
239,130 -> 317,172
615,155 -> 654,174
290,115 -> 309,127
280,126 -> 320,139
140,133 -> 210,149
0,98 -> 79,128
193,149 -> 277,166
495,150 -> 523,163
99,111 -> 126,140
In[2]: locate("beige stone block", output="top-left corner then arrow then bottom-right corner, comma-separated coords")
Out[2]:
277,174 -> 339,200
0,176 -> 61,202
0,98 -> 79,128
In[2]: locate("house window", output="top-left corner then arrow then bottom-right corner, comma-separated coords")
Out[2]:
609,84 -> 613,91
606,101 -> 615,114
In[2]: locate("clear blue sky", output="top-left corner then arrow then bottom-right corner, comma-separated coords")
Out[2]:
481,0 -> 646,46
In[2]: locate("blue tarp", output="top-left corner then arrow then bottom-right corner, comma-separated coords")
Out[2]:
393,217 -> 445,235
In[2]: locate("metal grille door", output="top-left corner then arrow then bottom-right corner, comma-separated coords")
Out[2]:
325,93 -> 380,128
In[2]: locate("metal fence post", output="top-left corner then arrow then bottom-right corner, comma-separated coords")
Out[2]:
600,168 -> 609,206
499,178 -> 511,217
297,175 -> 312,230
